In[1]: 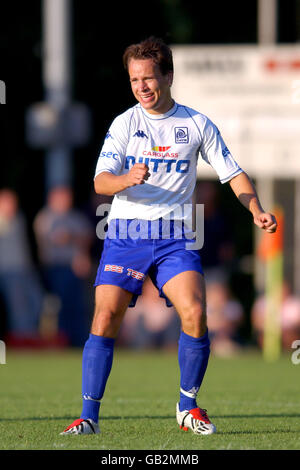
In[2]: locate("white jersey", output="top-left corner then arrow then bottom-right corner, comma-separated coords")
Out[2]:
94,102 -> 243,222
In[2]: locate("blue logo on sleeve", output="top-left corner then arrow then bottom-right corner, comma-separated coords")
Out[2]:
101,151 -> 119,160
222,147 -> 230,158
105,131 -> 113,139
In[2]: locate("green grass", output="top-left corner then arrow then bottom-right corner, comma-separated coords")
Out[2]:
0,348 -> 299,450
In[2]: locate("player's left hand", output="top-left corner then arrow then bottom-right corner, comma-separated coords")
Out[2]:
254,212 -> 277,233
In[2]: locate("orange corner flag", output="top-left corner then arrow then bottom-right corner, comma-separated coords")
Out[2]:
257,207 -> 284,261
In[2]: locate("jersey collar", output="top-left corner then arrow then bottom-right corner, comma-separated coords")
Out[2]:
139,101 -> 178,120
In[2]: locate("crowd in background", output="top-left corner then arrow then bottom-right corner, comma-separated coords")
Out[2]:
0,181 -> 299,355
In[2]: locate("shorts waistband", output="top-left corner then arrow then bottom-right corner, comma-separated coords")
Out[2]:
106,218 -> 195,241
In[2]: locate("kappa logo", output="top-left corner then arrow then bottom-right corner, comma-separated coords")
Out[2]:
180,385 -> 199,398
175,127 -> 189,144
133,130 -> 148,138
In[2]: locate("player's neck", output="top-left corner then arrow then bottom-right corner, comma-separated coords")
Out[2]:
143,98 -> 175,116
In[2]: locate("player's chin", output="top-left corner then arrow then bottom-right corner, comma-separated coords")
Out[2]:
140,102 -> 156,112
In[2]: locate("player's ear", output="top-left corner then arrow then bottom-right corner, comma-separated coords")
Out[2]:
168,71 -> 173,87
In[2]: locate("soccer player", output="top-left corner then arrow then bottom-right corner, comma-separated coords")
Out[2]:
61,37 -> 277,435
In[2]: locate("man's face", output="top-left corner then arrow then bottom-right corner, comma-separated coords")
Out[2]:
128,58 -> 173,115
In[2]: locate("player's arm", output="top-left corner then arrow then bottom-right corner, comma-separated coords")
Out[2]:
229,171 -> 277,233
94,163 -> 150,196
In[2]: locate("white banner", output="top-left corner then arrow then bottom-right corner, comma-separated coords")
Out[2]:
172,45 -> 300,178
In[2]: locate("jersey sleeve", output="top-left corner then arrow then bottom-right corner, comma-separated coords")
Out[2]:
94,112 -> 130,179
200,117 -> 243,183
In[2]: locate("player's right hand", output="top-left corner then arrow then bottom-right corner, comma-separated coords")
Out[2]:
126,163 -> 150,187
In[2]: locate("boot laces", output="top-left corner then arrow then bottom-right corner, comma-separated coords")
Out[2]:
190,407 -> 211,424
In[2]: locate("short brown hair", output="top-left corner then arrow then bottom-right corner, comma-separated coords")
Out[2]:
123,36 -> 173,76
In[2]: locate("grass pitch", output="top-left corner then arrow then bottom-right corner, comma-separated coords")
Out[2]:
0,347 -> 299,451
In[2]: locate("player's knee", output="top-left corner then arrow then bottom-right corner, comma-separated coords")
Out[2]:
91,306 -> 116,333
191,304 -> 207,325
180,302 -> 207,335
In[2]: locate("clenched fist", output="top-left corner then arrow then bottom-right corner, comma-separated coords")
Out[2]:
125,163 -> 150,187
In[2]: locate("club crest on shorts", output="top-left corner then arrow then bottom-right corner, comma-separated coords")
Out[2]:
175,127 -> 189,144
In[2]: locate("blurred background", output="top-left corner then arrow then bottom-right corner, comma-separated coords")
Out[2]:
0,0 -> 300,359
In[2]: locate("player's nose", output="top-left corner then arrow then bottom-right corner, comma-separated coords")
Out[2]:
139,80 -> 149,92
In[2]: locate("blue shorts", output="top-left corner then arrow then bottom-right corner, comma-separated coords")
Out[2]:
94,219 -> 204,307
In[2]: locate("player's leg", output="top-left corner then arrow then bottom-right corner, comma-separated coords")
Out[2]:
60,284 -> 132,435
80,285 -> 132,421
163,270 -> 209,410
162,270 -> 216,434
91,284 -> 133,337
163,270 -> 207,337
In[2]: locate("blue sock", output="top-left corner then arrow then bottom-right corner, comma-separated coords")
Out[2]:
178,329 -> 210,412
80,333 -> 115,423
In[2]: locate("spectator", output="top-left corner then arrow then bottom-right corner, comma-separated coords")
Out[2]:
206,276 -> 245,356
84,190 -> 113,272
0,188 -> 43,343
195,180 -> 235,280
251,281 -> 300,351
78,191 -> 113,320
33,185 -> 93,346
119,276 -> 180,350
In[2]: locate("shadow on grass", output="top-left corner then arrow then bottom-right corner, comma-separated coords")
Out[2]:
218,429 -> 300,435
1,412 -> 300,422
214,413 -> 300,419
